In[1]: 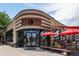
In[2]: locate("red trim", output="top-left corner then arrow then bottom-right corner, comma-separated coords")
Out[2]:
57,26 -> 79,29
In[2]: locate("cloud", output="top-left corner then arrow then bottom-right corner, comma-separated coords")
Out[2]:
23,3 -> 57,13
24,3 -> 79,26
42,3 -> 79,26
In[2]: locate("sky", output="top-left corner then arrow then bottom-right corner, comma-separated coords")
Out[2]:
0,3 -> 79,26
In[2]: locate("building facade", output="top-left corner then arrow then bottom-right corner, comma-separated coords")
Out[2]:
6,9 -> 64,47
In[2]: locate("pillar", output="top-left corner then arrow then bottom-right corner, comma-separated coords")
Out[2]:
13,20 -> 17,47
50,36 -> 54,47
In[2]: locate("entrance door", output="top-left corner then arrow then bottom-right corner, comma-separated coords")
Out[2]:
26,32 -> 37,47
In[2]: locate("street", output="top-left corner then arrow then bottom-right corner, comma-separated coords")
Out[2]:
0,45 -> 64,56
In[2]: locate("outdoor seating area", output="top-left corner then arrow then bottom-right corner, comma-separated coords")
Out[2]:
41,28 -> 79,56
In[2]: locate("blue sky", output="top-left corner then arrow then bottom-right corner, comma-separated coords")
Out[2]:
0,3 -> 79,26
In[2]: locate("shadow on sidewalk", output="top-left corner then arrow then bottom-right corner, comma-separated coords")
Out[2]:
24,47 -> 44,51
70,51 -> 79,56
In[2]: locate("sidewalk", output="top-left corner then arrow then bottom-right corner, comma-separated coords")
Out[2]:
0,45 -> 64,56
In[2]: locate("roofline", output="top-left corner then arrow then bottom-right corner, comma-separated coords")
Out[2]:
13,9 -> 51,19
13,9 -> 64,25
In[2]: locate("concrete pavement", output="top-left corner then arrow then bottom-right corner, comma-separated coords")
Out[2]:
0,45 -> 64,56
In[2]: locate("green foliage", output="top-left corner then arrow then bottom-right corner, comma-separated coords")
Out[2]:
41,36 -> 46,46
0,11 -> 11,38
0,11 -> 11,43
0,11 -> 11,30
41,36 -> 50,46
45,36 -> 50,40
41,41 -> 47,46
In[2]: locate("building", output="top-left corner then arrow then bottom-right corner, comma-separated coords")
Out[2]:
6,9 -> 64,47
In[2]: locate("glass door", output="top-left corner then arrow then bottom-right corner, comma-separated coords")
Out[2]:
26,32 -> 37,47
26,32 -> 31,47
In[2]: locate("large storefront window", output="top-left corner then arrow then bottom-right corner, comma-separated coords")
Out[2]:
17,29 -> 42,47
24,30 -> 39,47
6,29 -> 13,42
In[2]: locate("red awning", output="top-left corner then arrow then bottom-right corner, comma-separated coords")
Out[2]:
60,29 -> 79,35
41,32 -> 56,36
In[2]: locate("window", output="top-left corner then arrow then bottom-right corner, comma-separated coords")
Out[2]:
28,19 -> 33,25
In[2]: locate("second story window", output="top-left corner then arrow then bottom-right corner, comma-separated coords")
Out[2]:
28,19 -> 33,25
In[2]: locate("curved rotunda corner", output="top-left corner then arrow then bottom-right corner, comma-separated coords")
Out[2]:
13,9 -> 55,20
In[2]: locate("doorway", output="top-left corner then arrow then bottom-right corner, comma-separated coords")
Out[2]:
25,32 -> 38,47
17,29 -> 41,47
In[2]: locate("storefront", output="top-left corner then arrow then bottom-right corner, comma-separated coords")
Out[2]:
6,9 -> 64,47
17,29 -> 42,47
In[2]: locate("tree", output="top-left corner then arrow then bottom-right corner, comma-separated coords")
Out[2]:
0,11 -> 11,43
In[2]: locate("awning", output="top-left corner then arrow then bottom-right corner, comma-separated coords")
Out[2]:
41,32 -> 56,36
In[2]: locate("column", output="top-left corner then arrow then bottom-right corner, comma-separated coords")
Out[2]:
13,20 -> 17,47
50,36 -> 54,47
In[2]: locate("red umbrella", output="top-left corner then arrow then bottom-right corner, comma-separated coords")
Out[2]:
60,29 -> 79,36
41,32 -> 56,36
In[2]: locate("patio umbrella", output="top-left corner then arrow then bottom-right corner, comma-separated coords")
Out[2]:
60,29 -> 79,36
41,32 -> 56,36
60,29 -> 79,50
